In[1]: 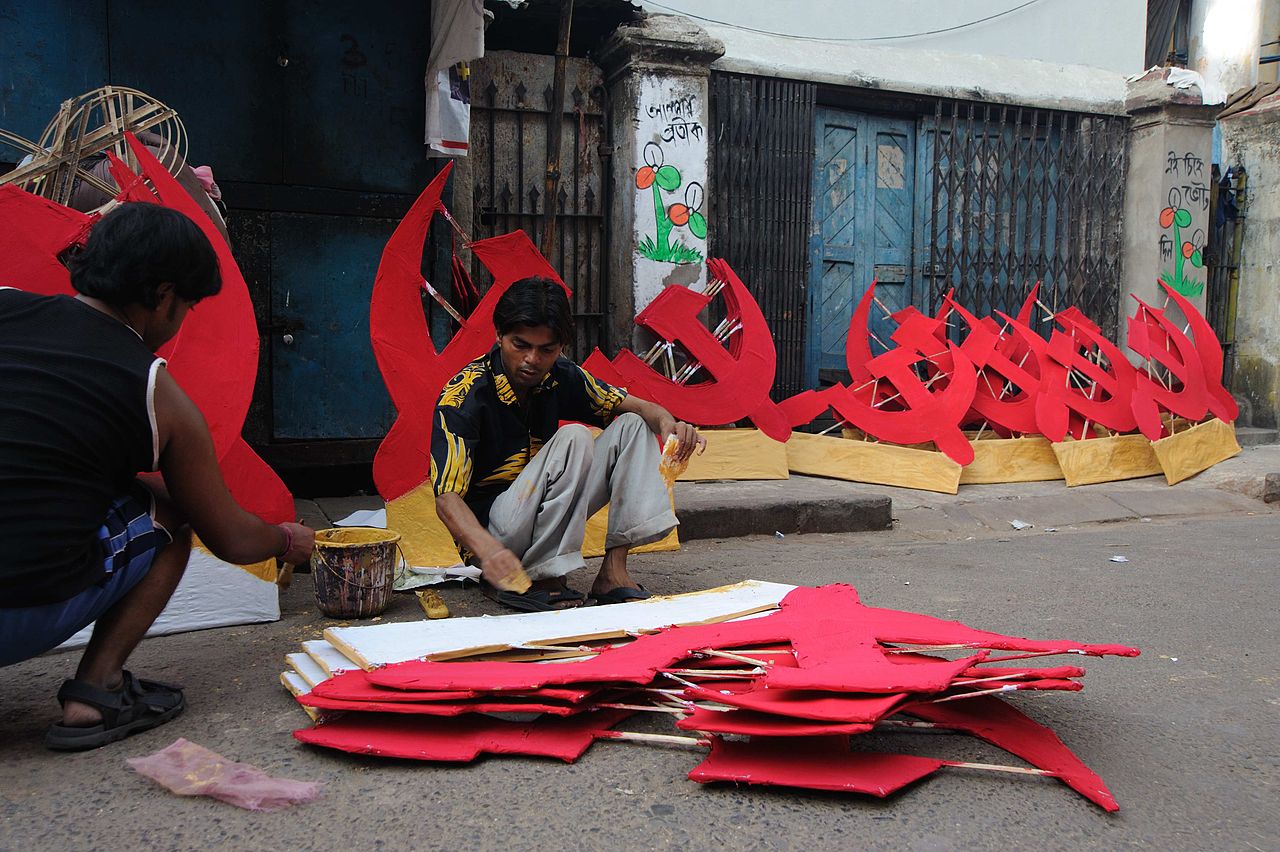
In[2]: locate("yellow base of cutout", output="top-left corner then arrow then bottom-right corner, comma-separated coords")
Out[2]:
1052,433 -> 1162,486
385,482 -> 466,569
786,431 -> 962,494
385,479 -> 680,569
190,534 -> 278,584
676,428 -> 789,481
1151,417 -> 1240,485
960,435 -> 1064,484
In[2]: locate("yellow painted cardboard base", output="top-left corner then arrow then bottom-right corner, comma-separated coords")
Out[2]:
1052,434 -> 1163,486
1151,417 -> 1241,485
385,482 -> 465,569
786,431 -> 962,494
960,435 -> 1065,484
190,534 -> 278,584
676,428 -> 789,481
385,480 -> 679,569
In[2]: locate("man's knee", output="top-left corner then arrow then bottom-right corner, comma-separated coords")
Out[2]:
609,412 -> 654,448
552,423 -> 595,456
614,412 -> 645,430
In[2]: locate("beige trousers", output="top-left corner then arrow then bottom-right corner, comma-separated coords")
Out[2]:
486,413 -> 677,580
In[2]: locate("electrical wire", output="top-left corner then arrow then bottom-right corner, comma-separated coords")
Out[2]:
640,0 -> 1044,43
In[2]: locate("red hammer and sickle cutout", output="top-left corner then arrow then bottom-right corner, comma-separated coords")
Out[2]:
582,259 -> 789,441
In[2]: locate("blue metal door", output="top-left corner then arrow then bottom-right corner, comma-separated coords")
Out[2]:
270,213 -> 399,439
807,109 -> 917,386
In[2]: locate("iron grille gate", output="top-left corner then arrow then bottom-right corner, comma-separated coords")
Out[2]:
923,101 -> 1129,337
709,72 -> 817,400
466,52 -> 610,358
1205,164 -> 1243,386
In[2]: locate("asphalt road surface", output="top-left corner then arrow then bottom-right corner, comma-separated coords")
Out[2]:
1,512 -> 1276,851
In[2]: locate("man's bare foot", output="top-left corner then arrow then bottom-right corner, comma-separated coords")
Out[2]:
590,547 -> 642,597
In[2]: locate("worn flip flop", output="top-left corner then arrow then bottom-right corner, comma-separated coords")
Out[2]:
45,671 -> 185,752
482,580 -> 587,613
588,585 -> 653,606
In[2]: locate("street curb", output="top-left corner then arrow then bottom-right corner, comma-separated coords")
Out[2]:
676,494 -> 893,540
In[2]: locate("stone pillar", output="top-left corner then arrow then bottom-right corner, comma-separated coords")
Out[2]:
1120,70 -> 1219,354
1221,93 -> 1280,428
596,15 -> 724,351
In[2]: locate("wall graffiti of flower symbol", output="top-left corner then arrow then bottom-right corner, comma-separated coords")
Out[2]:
1159,187 -> 1205,297
635,141 -> 707,264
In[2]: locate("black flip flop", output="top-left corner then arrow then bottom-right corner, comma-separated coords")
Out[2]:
482,580 -> 587,613
45,671 -> 185,752
588,585 -> 653,606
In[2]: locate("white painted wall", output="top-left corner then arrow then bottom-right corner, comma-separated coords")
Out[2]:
638,0 -> 1146,75
1190,0 -> 1264,97
631,74 -> 710,311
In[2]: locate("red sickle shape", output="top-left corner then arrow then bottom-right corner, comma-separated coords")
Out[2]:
582,259 -> 789,440
1127,296 -> 1210,439
0,137 -> 293,523
844,284 -> 878,383
825,342 -> 979,465
949,300 -> 1042,436
1159,282 -> 1238,423
113,139 -> 294,522
370,164 -> 568,501
1024,308 -> 1138,442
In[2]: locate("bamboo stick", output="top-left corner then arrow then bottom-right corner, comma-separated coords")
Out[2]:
944,760 -> 1052,777
698,648 -> 773,668
595,730 -> 708,748
420,278 -> 465,324
663,667 -> 763,678
597,703 -> 687,715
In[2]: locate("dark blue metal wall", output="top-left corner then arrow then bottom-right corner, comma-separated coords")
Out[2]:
1,0 -> 438,464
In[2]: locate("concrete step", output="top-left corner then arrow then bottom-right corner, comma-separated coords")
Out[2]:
1236,426 -> 1278,447
673,476 -> 893,541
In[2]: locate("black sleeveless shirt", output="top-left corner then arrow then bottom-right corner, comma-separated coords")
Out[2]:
0,290 -> 161,606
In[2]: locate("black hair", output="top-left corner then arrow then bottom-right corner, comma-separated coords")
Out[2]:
493,276 -> 574,346
68,202 -> 221,309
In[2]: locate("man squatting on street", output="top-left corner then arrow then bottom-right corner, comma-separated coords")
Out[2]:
0,203 -> 316,751
431,277 -> 705,611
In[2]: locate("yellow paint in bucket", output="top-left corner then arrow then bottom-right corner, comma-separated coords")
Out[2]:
311,527 -> 402,619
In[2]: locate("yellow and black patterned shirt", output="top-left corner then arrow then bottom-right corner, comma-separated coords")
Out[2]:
430,345 -> 628,525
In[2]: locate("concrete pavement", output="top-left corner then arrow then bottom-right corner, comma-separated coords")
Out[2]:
1,508 -> 1277,850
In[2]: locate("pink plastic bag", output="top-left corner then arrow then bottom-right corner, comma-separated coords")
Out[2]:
127,738 -> 321,812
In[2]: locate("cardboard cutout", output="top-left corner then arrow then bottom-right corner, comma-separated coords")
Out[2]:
369,163 -> 568,503
1031,307 -> 1139,442
582,259 -> 788,440
1127,296 -> 1211,439
294,708 -> 632,763
1160,283 -> 1238,423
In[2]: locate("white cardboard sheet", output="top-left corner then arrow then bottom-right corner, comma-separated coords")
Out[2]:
285,652 -> 331,687
302,639 -> 364,676
56,546 -> 279,652
324,580 -> 795,670
280,670 -> 312,698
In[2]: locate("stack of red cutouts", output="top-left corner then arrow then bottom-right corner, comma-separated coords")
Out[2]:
293,584 -> 1138,811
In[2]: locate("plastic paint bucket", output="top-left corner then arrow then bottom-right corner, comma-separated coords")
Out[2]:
311,527 -> 401,619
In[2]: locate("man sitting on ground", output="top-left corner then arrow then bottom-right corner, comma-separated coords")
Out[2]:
431,276 -> 704,611
0,203 -> 314,751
